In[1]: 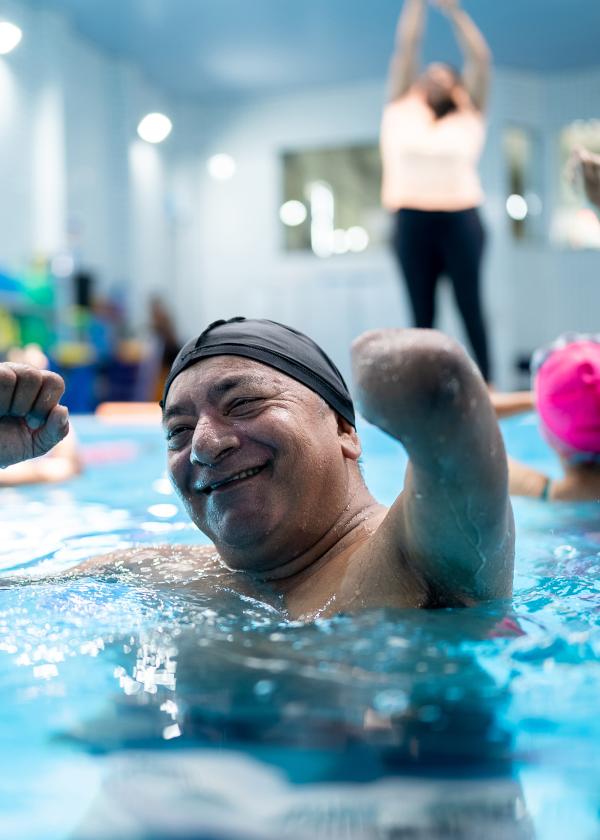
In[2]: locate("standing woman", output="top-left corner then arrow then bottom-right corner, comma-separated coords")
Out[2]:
381,0 -> 492,381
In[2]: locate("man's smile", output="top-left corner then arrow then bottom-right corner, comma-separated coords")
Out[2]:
196,462 -> 269,495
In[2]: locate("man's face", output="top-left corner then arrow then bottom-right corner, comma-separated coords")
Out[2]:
163,356 -> 358,572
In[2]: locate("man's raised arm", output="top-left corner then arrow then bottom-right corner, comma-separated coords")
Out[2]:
0,363 -> 69,468
352,329 -> 514,606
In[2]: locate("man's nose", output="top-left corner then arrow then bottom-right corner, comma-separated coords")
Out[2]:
190,417 -> 240,467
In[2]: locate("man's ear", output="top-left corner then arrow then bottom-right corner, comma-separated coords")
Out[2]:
337,416 -> 361,462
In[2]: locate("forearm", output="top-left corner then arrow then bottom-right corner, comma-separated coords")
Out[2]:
491,391 -> 535,419
448,8 -> 490,108
388,0 -> 427,100
449,8 -> 490,63
507,457 -> 549,499
0,454 -> 81,486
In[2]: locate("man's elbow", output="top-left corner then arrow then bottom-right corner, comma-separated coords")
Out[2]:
352,328 -> 481,413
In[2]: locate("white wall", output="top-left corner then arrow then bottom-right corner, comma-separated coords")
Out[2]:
181,68 -> 599,387
0,1 -> 195,327
0,1 -> 599,387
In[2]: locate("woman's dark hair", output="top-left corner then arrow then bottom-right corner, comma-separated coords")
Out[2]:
423,63 -> 463,120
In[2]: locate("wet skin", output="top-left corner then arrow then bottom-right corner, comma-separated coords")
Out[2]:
163,357 -> 389,596
81,330 -> 513,619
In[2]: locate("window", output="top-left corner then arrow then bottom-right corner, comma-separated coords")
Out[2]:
280,144 -> 386,257
553,119 -> 600,250
503,125 -> 544,241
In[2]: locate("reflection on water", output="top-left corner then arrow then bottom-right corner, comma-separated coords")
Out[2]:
0,417 -> 598,838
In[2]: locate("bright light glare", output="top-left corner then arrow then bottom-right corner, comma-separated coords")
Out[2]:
51,254 -> 74,278
332,229 -> 349,255
0,22 -> 22,55
152,478 -> 173,495
309,181 -> 335,258
280,200 -> 307,227
207,153 -> 236,180
347,226 -> 370,253
137,113 -> 172,144
506,194 -> 528,221
147,503 -> 178,519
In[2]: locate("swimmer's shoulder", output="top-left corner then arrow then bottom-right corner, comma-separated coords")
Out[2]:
75,543 -> 222,577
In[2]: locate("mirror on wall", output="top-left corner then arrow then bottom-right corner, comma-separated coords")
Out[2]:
502,124 -> 544,242
280,144 -> 387,257
552,119 -> 600,250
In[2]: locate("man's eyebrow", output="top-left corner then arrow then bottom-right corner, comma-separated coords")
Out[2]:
162,374 -> 269,423
207,374 -> 266,400
162,404 -> 191,423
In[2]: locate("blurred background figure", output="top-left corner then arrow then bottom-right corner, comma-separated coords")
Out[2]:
381,0 -> 492,381
492,336 -> 600,501
0,1 -> 599,396
148,295 -> 182,400
571,148 -> 600,212
0,345 -> 81,485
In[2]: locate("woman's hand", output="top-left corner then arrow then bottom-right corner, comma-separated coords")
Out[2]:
430,0 -> 460,14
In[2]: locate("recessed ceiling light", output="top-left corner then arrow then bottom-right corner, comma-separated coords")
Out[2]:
279,200 -> 307,227
506,194 -> 528,221
207,154 -> 236,180
137,113 -> 172,144
0,21 -> 23,55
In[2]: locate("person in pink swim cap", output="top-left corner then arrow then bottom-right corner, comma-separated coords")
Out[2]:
534,337 -> 600,460
492,335 -> 600,501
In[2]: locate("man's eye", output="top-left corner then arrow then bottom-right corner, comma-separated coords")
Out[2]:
166,425 -> 192,442
228,397 -> 263,414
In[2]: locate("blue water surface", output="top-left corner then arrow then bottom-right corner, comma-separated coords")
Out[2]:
0,414 -> 598,840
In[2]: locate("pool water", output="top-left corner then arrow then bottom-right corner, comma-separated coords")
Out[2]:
0,414 -> 598,839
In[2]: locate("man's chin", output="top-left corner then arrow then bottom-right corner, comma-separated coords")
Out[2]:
196,515 -> 278,560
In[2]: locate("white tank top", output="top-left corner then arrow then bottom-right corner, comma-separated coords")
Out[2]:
380,95 -> 485,212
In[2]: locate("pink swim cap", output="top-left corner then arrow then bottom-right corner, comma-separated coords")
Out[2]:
534,338 -> 600,457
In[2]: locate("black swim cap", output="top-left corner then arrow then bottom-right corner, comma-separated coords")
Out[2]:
161,317 -> 355,427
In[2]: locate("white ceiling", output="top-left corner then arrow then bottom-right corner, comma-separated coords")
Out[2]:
23,0 -> 600,101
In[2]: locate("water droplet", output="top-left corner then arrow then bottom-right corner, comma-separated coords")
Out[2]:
254,679 -> 275,697
162,723 -> 181,740
373,689 -> 409,715
553,545 -> 578,560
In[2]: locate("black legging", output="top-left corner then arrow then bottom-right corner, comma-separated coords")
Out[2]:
392,207 -> 491,382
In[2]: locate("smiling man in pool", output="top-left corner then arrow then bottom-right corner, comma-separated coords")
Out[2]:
157,317 -> 514,616
3,318 -> 514,618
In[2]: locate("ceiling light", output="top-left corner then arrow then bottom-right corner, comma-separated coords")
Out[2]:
347,226 -> 370,253
506,194 -> 528,221
280,200 -> 307,227
332,229 -> 349,255
137,113 -> 172,144
0,21 -> 22,55
207,154 -> 236,180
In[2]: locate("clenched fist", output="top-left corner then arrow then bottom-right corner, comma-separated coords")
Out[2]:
0,363 -> 69,468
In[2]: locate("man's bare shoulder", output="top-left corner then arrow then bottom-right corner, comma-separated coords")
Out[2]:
75,543 -> 223,578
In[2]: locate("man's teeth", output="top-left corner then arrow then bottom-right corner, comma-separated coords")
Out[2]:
209,466 -> 263,491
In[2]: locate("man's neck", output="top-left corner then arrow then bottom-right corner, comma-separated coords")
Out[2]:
218,487 -> 386,594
